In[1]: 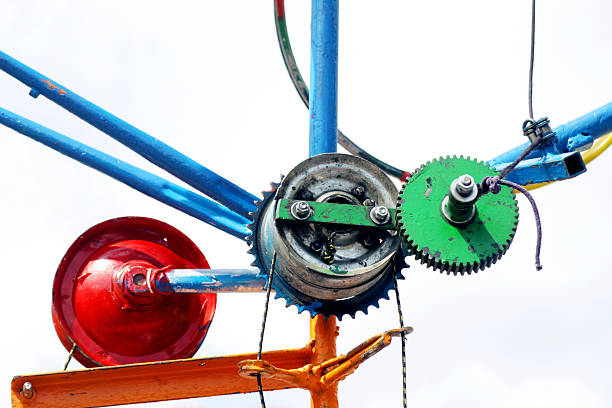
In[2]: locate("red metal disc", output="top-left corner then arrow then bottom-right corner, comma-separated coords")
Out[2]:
52,217 -> 217,367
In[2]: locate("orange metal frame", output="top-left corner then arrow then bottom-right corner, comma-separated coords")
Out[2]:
11,316 -> 407,407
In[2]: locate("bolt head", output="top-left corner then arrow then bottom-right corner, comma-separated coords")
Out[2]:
291,201 -> 312,220
22,382 -> 34,399
353,186 -> 366,197
370,205 -> 390,224
310,240 -> 323,252
455,174 -> 475,196
363,198 -> 376,206
299,189 -> 314,201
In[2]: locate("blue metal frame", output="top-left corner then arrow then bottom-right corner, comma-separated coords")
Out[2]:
0,107 -> 251,240
0,51 -> 258,218
309,0 -> 339,156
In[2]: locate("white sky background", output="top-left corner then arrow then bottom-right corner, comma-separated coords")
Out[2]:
1,1 -> 612,407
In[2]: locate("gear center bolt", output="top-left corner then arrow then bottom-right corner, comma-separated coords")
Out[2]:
441,174 -> 479,226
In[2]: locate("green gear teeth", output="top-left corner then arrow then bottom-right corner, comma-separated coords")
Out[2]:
396,156 -> 519,275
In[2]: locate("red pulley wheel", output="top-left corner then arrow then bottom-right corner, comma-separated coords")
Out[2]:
52,217 -> 217,367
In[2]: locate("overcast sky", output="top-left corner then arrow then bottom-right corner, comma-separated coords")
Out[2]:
2,1 -> 612,407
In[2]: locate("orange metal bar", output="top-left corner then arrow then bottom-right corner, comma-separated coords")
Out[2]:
309,315 -> 339,408
11,347 -> 311,408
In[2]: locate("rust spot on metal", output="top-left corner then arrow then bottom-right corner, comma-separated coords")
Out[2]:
39,78 -> 67,95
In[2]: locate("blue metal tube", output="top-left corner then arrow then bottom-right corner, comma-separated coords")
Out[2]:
162,269 -> 265,293
0,50 -> 258,218
0,107 -> 251,240
489,101 -> 612,168
309,0 -> 339,156
493,151 -> 586,186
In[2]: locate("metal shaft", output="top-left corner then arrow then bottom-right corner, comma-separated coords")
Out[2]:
162,269 -> 265,293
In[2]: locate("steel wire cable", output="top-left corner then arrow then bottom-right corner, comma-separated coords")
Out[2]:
257,252 -> 277,408
392,271 -> 407,408
528,0 -> 536,120
273,0 -> 410,181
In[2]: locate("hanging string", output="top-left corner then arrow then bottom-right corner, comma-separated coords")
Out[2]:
392,269 -> 407,408
256,252 -> 277,408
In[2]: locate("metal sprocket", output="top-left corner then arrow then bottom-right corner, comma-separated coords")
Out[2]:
247,181 -> 406,320
397,156 -> 519,275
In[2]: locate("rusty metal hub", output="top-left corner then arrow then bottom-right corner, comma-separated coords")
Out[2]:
248,153 -> 403,319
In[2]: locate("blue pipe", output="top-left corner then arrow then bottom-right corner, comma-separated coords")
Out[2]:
0,50 -> 258,218
489,101 -> 612,168
0,107 -> 251,240
309,0 -> 339,156
160,269 -> 265,293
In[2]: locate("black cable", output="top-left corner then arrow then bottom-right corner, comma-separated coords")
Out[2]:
392,270 -> 407,408
257,252 -> 277,408
273,0 -> 411,181
528,0 -> 536,119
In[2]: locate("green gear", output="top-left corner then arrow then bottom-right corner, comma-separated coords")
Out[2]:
397,156 -> 519,275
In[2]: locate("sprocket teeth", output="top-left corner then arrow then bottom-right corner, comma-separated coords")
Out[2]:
397,156 -> 518,276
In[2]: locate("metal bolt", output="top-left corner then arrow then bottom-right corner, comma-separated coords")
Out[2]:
22,382 -> 34,399
362,232 -> 379,248
299,189 -> 314,201
455,174 -> 475,196
352,185 -> 366,197
290,201 -> 312,220
370,205 -> 390,224
310,240 -> 323,253
363,198 -> 376,206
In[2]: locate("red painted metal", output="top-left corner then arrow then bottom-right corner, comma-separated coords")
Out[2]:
52,217 -> 217,367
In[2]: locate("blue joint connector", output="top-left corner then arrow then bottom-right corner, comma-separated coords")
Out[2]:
0,50 -> 258,218
0,106 -> 251,240
309,0 -> 339,156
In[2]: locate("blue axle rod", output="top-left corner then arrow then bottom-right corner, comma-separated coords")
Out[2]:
0,50 -> 258,218
0,107 -> 251,240
158,269 -> 265,293
309,0 -> 339,156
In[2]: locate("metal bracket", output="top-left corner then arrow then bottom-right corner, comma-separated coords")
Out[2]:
238,327 -> 412,392
275,199 -> 398,229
